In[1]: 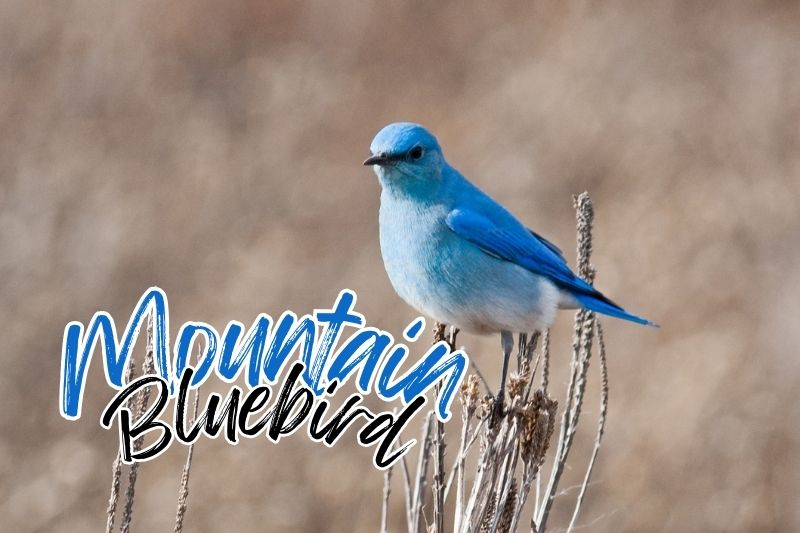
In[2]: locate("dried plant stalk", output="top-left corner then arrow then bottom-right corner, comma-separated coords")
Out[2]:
174,344 -> 203,533
454,374 -> 480,531
535,192 -> 599,531
120,318 -> 155,533
432,323 -> 449,533
566,320 -> 609,532
381,457 -> 393,533
410,412 -> 434,532
105,338 -> 138,533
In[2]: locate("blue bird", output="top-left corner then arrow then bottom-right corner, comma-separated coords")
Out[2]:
364,122 -> 654,417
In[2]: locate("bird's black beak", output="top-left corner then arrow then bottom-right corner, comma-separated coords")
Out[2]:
363,152 -> 391,166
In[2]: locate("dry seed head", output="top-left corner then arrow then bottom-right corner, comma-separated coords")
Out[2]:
432,322 -> 447,343
521,389 -> 559,465
478,394 -> 493,420
541,397 -> 558,460
507,372 -> 527,400
497,478 -> 518,533
520,400 -> 540,463
479,490 -> 498,533
459,374 -> 481,412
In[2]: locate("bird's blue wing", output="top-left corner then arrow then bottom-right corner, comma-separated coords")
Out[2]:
445,208 -> 656,326
447,208 -> 594,292
446,208 -> 592,293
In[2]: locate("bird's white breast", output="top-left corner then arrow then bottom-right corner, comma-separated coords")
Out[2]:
378,191 -> 560,334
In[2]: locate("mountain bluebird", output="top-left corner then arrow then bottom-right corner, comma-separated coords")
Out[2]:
364,122 -> 654,417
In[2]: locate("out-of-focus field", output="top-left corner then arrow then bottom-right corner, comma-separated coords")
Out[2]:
2,1 -> 799,531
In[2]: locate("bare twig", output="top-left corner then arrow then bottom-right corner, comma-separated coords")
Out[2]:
174,343 -> 203,533
400,439 -> 414,529
535,192 -> 599,532
566,320 -> 609,532
381,457 -> 393,533
121,316 -> 155,533
540,330 -> 551,395
105,336 -> 138,533
453,374 -> 480,531
432,323 -> 448,533
410,412 -> 434,532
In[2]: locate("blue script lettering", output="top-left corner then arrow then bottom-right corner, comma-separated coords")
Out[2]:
59,288 -> 469,422
60,287 -> 170,419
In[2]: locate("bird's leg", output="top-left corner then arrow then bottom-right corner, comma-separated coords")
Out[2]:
490,330 -> 514,428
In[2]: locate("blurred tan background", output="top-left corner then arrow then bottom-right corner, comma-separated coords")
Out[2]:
2,1 -> 799,531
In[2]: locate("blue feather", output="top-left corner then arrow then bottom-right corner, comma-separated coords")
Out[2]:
573,292 -> 657,326
445,208 -> 657,327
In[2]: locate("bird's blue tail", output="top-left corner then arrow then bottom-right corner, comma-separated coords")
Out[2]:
573,292 -> 658,327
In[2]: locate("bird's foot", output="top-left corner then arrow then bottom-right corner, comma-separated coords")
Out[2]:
489,391 -> 505,429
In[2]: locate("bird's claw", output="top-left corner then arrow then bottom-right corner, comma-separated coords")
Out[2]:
489,391 -> 505,429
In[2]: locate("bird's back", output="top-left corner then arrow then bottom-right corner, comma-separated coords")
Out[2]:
378,167 -> 562,334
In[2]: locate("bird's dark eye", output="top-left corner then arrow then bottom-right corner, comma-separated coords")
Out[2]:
409,146 -> 424,160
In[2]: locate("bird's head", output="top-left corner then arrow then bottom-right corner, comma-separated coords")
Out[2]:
364,123 -> 445,196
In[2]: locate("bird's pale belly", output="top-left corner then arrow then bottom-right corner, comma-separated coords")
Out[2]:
379,207 -> 560,334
